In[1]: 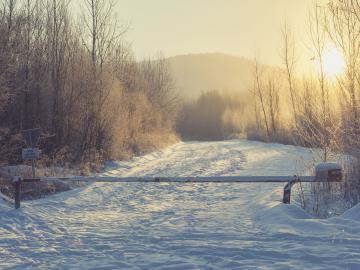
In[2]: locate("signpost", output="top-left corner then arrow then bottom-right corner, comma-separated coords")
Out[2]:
21,128 -> 41,178
21,128 -> 41,147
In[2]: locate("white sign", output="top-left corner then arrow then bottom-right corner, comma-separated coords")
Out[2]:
22,148 -> 40,160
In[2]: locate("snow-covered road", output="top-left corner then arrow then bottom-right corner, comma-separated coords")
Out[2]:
1,140 -> 360,269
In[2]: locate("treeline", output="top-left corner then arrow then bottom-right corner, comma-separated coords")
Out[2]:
177,90 -> 247,140
0,0 -> 178,166
178,0 -> 360,158
176,0 -> 360,210
249,0 -> 360,160
249,0 -> 360,210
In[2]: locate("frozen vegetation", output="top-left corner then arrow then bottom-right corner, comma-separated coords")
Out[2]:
0,140 -> 359,269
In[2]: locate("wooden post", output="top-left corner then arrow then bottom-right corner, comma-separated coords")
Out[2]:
13,176 -> 21,209
283,179 -> 298,204
31,160 -> 36,178
283,185 -> 291,204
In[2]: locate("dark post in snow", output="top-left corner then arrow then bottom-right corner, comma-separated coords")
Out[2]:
283,179 -> 298,204
13,176 -> 21,209
13,128 -> 41,209
13,177 -> 42,209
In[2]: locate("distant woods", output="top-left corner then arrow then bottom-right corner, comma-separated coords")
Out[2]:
0,0 -> 178,165
177,90 -> 247,140
176,0 -> 360,210
178,0 -> 360,160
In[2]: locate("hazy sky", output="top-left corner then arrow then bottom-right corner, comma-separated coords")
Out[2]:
111,0 -> 322,67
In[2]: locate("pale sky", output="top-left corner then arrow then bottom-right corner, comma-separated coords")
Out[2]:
110,0 -> 322,67
72,0 -> 328,68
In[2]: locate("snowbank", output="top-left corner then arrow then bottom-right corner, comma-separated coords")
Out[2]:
1,140 -> 359,269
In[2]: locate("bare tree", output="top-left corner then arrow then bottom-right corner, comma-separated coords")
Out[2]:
81,0 -> 127,156
253,57 -> 270,139
281,22 -> 298,126
266,73 -> 280,136
327,0 -> 360,141
139,55 -> 178,122
308,4 -> 329,123
0,0 -> 17,113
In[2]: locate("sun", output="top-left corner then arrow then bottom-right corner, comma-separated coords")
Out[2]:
319,45 -> 346,80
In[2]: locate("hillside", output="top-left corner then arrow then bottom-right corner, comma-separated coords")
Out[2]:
168,53 -> 255,100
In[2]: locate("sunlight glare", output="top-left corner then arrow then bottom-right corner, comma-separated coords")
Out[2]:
318,45 -> 346,80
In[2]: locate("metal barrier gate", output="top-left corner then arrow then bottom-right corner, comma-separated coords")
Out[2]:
11,163 -> 343,209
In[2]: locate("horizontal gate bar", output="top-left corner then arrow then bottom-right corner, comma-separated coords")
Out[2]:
26,175 -> 318,183
13,163 -> 342,208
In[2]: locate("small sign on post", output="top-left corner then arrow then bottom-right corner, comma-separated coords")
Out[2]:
21,128 -> 41,178
22,148 -> 40,160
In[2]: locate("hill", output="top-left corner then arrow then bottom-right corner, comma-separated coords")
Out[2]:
168,53 -> 255,100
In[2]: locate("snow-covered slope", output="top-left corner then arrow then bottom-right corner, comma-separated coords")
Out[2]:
1,140 -> 359,269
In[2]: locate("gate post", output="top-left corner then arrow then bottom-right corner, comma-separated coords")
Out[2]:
13,176 -> 22,209
283,178 -> 298,204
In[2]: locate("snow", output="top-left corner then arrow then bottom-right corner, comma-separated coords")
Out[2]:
1,140 -> 360,269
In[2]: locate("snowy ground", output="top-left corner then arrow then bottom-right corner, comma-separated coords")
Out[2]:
1,140 -> 360,269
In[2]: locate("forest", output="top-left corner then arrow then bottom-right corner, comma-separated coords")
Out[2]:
0,0 -> 178,167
